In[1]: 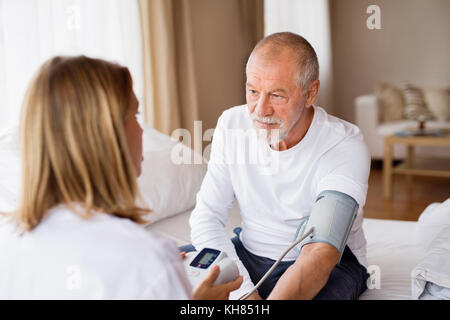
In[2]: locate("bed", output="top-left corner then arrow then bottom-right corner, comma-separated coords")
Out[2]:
2,124 -> 448,300
146,201 -> 424,300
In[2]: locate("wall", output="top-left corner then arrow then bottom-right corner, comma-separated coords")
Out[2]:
330,0 -> 450,122
187,0 -> 250,133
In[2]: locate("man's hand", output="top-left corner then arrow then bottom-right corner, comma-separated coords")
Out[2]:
193,265 -> 243,300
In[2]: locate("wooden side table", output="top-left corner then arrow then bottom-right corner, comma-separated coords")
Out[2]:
383,130 -> 450,199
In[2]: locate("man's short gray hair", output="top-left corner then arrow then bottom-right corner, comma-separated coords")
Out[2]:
249,32 -> 319,90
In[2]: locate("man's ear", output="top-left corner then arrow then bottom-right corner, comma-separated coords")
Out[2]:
305,79 -> 320,107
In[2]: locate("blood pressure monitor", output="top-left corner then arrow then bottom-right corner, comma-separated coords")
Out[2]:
183,248 -> 240,288
181,190 -> 358,300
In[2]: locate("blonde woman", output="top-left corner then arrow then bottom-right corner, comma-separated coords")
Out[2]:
0,56 -> 242,299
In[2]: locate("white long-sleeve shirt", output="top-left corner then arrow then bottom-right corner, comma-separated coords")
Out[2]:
0,204 -> 192,299
189,104 -> 370,299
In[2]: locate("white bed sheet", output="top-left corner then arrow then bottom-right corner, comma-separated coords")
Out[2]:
360,218 -> 423,300
146,206 -> 422,300
145,201 -> 242,246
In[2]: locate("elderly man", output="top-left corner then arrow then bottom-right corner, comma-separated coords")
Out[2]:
187,32 -> 370,300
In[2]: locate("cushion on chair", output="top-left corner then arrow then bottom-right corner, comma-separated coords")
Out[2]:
375,83 -> 404,123
423,87 -> 450,122
402,83 -> 434,121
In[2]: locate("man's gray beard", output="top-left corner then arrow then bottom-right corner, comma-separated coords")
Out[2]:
255,127 -> 286,145
254,108 -> 303,146
250,114 -> 285,145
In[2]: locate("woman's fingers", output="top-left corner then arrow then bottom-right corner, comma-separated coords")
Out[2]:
202,265 -> 220,285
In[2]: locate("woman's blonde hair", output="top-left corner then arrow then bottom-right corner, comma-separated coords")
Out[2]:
15,55 -> 150,231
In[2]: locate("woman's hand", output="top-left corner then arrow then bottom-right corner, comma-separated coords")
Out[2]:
193,265 -> 243,300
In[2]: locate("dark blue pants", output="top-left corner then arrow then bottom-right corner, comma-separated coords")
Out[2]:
180,227 -> 369,300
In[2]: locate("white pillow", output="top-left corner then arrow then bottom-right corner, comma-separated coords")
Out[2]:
0,184 -> 17,214
411,226 -> 450,300
0,124 -> 207,223
416,199 -> 450,250
0,126 -> 21,206
138,125 -> 207,223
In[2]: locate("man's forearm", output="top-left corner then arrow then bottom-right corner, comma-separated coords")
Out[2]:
267,243 -> 339,300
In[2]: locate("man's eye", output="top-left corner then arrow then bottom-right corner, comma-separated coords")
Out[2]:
249,90 -> 257,95
272,94 -> 283,99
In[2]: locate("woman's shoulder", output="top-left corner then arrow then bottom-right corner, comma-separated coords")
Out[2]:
0,204 -> 190,299
41,204 -> 180,260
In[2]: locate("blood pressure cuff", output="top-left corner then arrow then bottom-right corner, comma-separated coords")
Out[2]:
293,190 -> 359,263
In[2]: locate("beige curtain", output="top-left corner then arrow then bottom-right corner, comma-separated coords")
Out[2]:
239,0 -> 265,59
138,0 -> 263,136
172,0 -> 200,137
139,0 -> 179,134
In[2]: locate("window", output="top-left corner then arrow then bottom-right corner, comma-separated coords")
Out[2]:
0,0 -> 143,131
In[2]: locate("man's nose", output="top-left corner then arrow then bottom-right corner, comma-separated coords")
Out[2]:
255,94 -> 273,117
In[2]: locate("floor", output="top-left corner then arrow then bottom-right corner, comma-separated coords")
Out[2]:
364,167 -> 450,221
